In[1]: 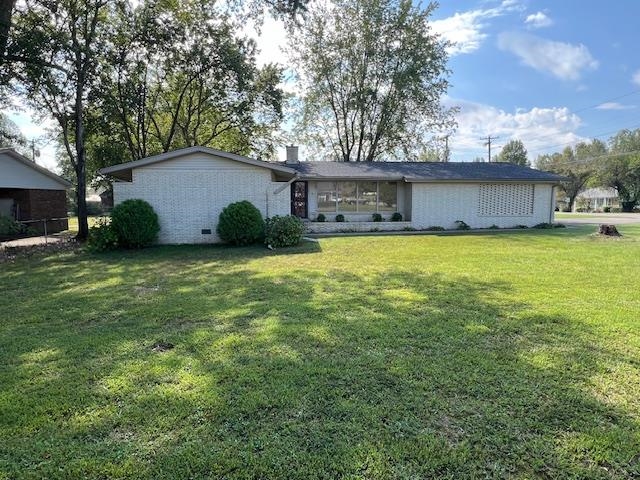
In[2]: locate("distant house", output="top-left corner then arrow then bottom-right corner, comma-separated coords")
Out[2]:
575,187 -> 619,211
0,148 -> 71,233
99,146 -> 564,244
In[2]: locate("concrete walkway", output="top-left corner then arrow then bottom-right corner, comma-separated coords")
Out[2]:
554,213 -> 640,225
0,234 -> 68,249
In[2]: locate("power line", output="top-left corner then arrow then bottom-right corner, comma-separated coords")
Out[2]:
534,148 -> 640,170
528,122 -> 640,155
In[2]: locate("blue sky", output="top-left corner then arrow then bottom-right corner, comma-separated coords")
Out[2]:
431,0 -> 640,161
7,0 -> 640,170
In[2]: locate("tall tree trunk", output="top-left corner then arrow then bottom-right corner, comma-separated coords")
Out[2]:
568,193 -> 578,212
75,77 -> 89,241
0,0 -> 15,64
75,162 -> 88,240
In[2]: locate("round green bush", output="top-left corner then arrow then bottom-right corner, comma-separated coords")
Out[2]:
111,199 -> 160,248
316,213 -> 326,222
335,214 -> 345,222
265,215 -> 305,248
217,200 -> 264,246
87,218 -> 119,252
391,212 -> 403,222
372,213 -> 383,222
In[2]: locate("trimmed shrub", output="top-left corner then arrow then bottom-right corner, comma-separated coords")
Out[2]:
515,224 -> 529,229
335,214 -> 345,222
217,200 -> 264,246
603,206 -> 611,213
553,223 -> 566,228
533,222 -> 554,229
455,220 -> 470,230
372,213 -> 383,222
425,226 -> 445,231
316,213 -> 326,222
488,224 -> 500,229
87,218 -> 119,252
0,215 -> 23,236
391,212 -> 403,222
265,215 -> 305,248
111,199 -> 160,248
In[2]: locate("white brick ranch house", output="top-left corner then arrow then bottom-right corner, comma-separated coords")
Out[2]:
99,146 -> 564,244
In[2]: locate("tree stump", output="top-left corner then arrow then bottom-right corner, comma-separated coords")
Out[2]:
597,224 -> 621,236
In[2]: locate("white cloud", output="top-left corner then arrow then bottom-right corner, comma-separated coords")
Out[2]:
432,1 -> 522,56
524,11 -> 552,29
498,32 -> 598,81
445,98 -> 586,161
632,70 -> 640,86
595,102 -> 635,111
245,16 -> 288,67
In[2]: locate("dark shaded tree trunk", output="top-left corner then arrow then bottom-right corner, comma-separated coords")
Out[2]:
0,0 -> 15,64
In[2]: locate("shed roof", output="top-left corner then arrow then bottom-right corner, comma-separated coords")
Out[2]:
0,148 -> 73,189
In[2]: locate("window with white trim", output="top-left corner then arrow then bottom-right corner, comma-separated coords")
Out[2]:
316,181 -> 397,213
478,184 -> 534,216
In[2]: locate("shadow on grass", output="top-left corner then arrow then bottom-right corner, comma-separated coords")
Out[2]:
0,246 -> 639,478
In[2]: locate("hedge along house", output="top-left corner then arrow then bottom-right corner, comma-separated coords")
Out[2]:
99,146 -> 564,244
0,148 -> 72,234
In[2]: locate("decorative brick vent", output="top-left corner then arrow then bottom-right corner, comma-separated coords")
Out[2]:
478,184 -> 534,216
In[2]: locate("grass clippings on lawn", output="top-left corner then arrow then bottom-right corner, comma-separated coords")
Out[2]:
1,226 -> 640,479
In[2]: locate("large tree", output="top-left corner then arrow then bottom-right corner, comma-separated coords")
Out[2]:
94,1 -> 284,165
0,0 -> 15,65
598,129 -> 640,212
5,0 -> 115,240
536,139 -> 605,211
291,0 -> 454,162
497,139 -> 529,166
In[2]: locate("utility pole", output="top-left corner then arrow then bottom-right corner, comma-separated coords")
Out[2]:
481,135 -> 499,162
29,139 -> 40,162
442,135 -> 450,162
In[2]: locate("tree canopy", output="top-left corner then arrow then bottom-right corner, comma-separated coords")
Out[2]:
497,139 -> 529,166
597,129 -> 640,211
536,138 -> 616,211
291,0 -> 455,162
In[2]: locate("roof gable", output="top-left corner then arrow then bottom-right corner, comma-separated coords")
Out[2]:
99,146 -> 297,180
0,148 -> 73,190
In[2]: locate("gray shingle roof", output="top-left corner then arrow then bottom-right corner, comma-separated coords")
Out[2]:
286,161 -> 564,182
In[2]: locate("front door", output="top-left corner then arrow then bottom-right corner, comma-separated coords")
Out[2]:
291,181 -> 308,218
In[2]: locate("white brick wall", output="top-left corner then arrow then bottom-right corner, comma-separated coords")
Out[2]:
410,182 -> 554,229
113,157 -> 290,244
306,221 -> 411,233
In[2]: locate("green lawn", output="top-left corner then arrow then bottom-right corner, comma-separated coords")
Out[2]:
64,216 -> 104,234
1,227 -> 640,479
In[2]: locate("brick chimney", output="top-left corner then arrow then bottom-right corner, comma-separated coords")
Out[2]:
285,145 -> 299,164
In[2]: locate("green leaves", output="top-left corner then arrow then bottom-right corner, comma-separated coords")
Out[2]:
497,139 -> 529,166
291,0 -> 454,162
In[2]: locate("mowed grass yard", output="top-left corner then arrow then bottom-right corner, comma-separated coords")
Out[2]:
1,226 -> 640,479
